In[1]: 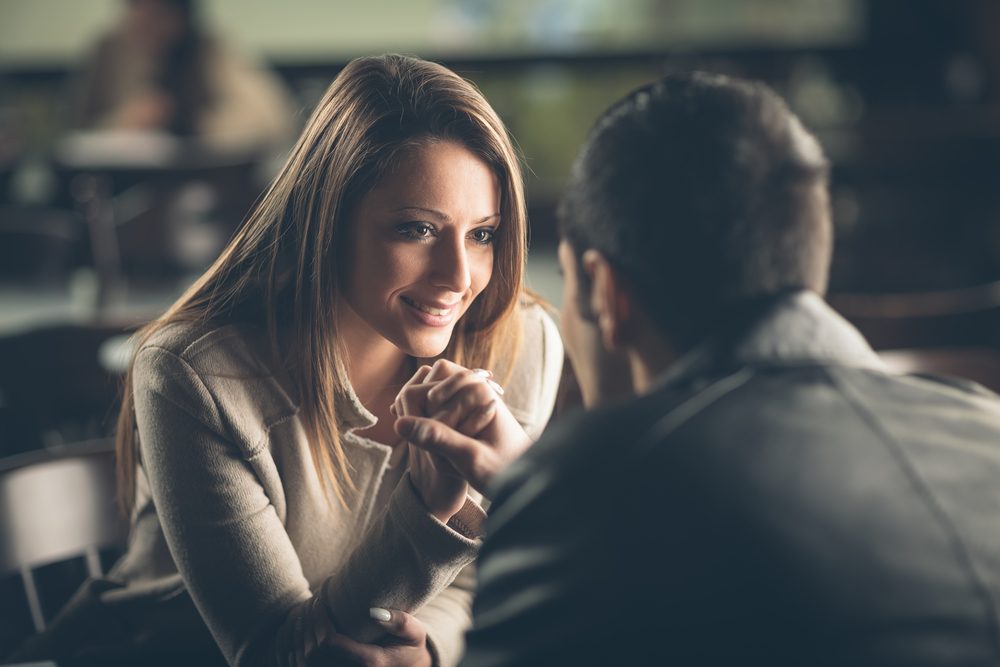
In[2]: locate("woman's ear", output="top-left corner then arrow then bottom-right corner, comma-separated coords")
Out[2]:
582,250 -> 633,352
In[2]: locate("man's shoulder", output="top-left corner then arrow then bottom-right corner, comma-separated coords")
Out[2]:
495,361 -> 1000,502
522,367 -> 755,459
491,382 -> 692,499
534,391 -> 663,454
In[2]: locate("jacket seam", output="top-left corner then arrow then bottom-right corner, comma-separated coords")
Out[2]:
825,365 -> 1000,656
248,409 -> 300,461
632,368 -> 756,458
139,345 -> 233,445
178,324 -> 250,360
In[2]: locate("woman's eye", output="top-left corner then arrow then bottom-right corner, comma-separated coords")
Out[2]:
397,223 -> 436,240
470,228 -> 496,245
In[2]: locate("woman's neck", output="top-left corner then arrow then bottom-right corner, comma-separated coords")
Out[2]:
337,301 -> 411,410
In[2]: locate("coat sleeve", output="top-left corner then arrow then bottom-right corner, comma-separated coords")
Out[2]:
417,560 -> 476,667
133,345 -> 480,667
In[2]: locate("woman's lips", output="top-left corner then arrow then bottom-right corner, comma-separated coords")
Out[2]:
401,295 -> 460,326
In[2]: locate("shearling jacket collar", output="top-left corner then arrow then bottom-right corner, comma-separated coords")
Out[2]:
657,290 -> 887,390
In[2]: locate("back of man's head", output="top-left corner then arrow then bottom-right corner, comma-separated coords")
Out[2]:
559,72 -> 832,351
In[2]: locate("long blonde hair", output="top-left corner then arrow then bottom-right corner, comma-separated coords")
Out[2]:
115,54 -> 527,513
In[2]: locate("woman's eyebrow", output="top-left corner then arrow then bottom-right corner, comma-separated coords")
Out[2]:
391,206 -> 447,220
391,206 -> 500,224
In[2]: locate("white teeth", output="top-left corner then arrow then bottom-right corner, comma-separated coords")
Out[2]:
403,297 -> 451,316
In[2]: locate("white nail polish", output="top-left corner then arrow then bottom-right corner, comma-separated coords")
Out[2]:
370,607 -> 392,623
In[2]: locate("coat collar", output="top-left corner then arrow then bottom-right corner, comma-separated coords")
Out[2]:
656,290 -> 886,389
335,381 -> 379,433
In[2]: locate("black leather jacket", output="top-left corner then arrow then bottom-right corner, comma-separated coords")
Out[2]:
464,291 -> 1000,666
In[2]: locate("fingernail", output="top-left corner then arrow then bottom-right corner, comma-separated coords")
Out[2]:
473,368 -> 494,378
487,379 -> 505,395
389,403 -> 397,416
370,607 -> 392,623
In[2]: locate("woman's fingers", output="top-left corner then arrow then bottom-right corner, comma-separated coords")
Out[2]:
393,364 -> 432,417
423,358 -> 466,383
457,400 -> 498,437
369,608 -> 425,645
427,367 -> 481,405
307,610 -> 428,666
428,373 -> 494,425
432,382 -> 498,431
407,364 -> 433,385
394,360 -> 505,437
398,417 -> 478,469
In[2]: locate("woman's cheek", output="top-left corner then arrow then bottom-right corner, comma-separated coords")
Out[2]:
473,249 -> 495,295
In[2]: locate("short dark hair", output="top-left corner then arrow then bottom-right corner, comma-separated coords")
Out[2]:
558,72 -> 832,350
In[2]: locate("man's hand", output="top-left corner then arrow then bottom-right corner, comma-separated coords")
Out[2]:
394,359 -> 532,496
308,608 -> 432,667
396,364 -> 468,523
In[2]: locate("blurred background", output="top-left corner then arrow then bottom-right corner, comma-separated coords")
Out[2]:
3,0 -> 1000,653
3,1 -> 999,298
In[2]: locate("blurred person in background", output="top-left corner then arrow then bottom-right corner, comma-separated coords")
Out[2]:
398,72 -> 1000,665
60,0 -> 299,279
10,54 -> 562,666
71,0 -> 295,151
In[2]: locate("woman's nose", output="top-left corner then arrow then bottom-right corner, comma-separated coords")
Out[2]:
430,234 -> 472,293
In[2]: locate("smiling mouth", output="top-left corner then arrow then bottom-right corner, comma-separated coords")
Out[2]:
400,296 -> 458,317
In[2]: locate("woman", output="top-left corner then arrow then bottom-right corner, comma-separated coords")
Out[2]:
19,54 -> 562,666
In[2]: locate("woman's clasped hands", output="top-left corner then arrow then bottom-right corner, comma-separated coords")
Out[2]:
312,360 -> 533,666
392,359 -> 533,518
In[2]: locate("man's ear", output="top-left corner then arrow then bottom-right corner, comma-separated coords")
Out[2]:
582,249 -> 633,352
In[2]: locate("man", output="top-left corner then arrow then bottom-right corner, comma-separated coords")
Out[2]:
397,72 -> 1000,665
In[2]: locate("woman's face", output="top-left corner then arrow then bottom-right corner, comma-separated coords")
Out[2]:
340,140 -> 500,359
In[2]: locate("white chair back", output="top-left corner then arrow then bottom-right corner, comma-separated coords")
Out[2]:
0,440 -> 126,632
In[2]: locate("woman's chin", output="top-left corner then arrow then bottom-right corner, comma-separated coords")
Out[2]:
399,334 -> 453,360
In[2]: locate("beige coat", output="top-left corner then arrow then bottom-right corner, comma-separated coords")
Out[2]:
97,303 -> 561,666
